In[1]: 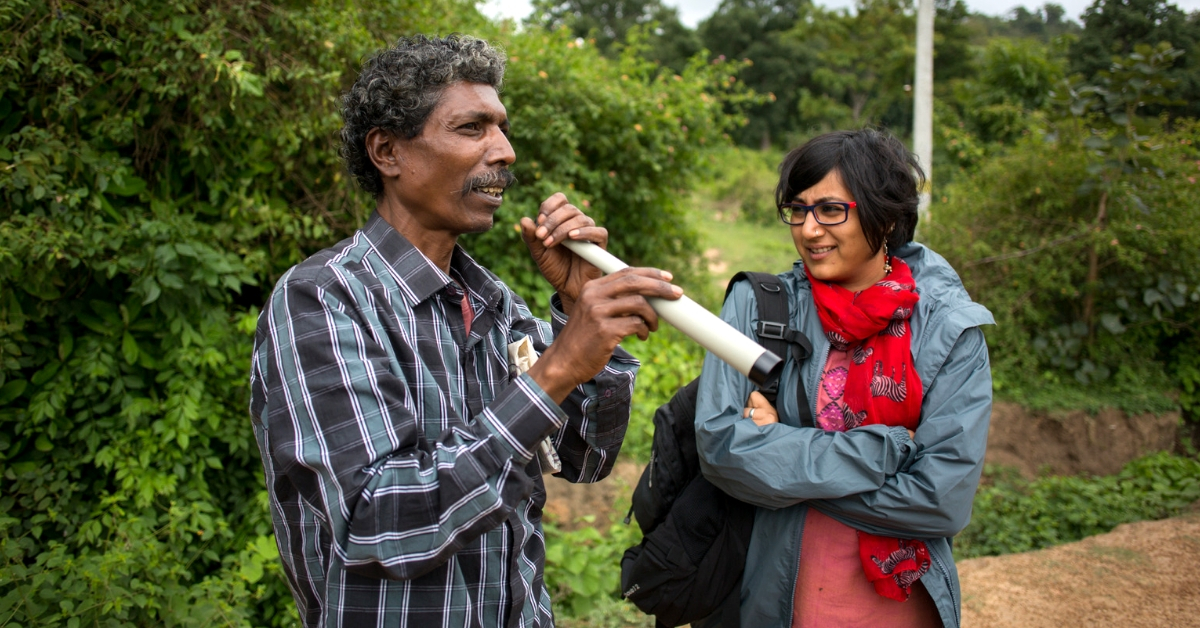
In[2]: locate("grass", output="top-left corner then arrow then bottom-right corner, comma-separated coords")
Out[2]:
688,194 -> 799,299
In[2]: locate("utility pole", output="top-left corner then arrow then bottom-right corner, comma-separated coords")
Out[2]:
913,0 -> 934,230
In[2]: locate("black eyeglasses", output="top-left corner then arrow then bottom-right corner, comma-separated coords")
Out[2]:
778,201 -> 856,226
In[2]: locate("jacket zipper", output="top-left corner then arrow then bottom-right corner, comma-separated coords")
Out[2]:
929,544 -> 959,628
787,508 -> 807,625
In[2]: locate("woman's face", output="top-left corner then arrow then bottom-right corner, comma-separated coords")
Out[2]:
790,169 -> 887,293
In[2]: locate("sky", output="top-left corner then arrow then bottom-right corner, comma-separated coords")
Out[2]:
480,0 -> 1200,29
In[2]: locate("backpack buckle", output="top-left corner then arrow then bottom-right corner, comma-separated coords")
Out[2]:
756,321 -> 787,340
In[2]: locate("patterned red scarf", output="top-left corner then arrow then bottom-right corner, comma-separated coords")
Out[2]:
806,258 -> 930,602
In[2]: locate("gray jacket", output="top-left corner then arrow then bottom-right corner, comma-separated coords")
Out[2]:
695,243 -> 994,628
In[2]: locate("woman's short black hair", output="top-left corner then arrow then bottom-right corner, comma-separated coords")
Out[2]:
775,128 -> 925,255
339,34 -> 506,198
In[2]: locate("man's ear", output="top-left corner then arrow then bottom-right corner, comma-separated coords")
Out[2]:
365,128 -> 405,180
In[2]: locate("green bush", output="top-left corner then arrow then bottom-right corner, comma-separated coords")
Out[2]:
693,145 -> 783,226
957,452 -> 1200,559
925,46 -> 1200,414
544,506 -> 644,620
0,1 -> 745,624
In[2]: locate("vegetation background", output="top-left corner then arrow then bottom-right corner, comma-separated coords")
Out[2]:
2,0 -> 1199,626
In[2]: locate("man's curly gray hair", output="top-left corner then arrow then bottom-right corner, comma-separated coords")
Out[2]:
340,34 -> 506,198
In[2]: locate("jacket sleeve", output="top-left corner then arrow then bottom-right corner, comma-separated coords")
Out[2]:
517,293 -> 638,484
813,326 -> 992,538
254,269 -> 616,582
695,281 -> 918,510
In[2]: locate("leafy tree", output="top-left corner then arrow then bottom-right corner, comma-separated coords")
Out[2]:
0,1 -> 744,624
963,3 -> 1081,44
529,0 -> 702,72
926,43 -> 1200,413
1069,0 -> 1200,119
950,37 -> 1068,145
932,0 -> 978,87
698,0 -> 815,147
792,0 -> 915,134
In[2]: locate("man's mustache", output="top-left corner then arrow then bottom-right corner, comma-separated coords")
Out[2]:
460,169 -> 517,198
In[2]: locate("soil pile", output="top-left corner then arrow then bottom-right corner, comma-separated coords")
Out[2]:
959,511 -> 1200,628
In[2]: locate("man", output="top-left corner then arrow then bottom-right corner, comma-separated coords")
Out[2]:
248,34 -> 681,627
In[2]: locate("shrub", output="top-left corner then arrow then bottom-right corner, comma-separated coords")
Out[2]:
925,45 -> 1200,414
956,452 -> 1200,558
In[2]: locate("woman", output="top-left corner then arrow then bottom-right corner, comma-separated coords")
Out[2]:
694,129 -> 993,628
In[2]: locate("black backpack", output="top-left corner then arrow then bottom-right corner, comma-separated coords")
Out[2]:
619,272 -> 814,628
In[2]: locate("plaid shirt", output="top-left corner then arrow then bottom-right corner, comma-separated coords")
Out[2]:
249,212 -> 638,628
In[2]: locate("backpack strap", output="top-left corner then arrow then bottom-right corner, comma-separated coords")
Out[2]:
725,271 -> 815,428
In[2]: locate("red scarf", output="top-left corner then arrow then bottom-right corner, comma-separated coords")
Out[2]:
806,258 -> 930,602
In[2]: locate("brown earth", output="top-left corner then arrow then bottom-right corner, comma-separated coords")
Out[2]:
959,510 -> 1200,628
984,401 -> 1180,478
544,402 -> 1195,626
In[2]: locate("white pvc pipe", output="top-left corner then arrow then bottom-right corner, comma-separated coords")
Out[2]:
561,240 -> 782,387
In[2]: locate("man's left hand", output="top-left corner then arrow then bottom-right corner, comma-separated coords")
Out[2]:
520,193 -> 607,314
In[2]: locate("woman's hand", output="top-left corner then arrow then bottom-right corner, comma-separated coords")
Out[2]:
743,390 -> 778,427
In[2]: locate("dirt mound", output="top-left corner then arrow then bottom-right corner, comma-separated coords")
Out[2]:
544,460 -> 642,532
985,401 -> 1180,477
959,511 -> 1200,627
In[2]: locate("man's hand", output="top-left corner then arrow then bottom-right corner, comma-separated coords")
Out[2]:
742,391 -> 779,427
520,193 -> 608,315
527,266 -> 682,403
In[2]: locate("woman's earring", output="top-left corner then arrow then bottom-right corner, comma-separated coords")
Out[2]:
883,242 -> 892,274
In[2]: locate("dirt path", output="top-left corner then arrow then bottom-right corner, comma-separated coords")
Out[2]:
959,511 -> 1200,627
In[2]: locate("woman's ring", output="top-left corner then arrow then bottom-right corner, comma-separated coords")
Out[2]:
747,408 -> 755,420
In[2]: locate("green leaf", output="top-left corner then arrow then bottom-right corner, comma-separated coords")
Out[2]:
240,558 -> 264,584
1100,314 -> 1126,335
58,331 -> 74,361
35,434 -> 53,452
0,380 -> 27,405
107,175 -> 147,197
30,364 -> 60,387
142,281 -> 162,305
122,332 -> 140,365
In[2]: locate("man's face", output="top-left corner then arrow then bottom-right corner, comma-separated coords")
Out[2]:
390,82 -> 516,237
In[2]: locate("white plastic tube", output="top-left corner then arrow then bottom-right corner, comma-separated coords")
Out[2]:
561,240 -> 782,387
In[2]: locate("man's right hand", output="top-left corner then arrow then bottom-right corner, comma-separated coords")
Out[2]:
526,267 -> 682,403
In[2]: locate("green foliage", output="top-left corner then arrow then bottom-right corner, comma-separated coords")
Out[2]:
956,452 -> 1200,559
925,45 -> 1200,413
697,0 -> 814,148
0,0 -> 746,624
695,146 -> 783,225
543,508 -> 643,619
949,37 -> 1067,145
1068,0 -> 1200,120
795,0 -> 916,133
619,326 -> 707,463
528,0 -> 701,72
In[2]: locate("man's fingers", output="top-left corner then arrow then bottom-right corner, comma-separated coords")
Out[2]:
537,208 -> 593,243
579,293 -> 661,330
537,192 -> 569,218
589,267 -> 681,300
541,215 -> 600,246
